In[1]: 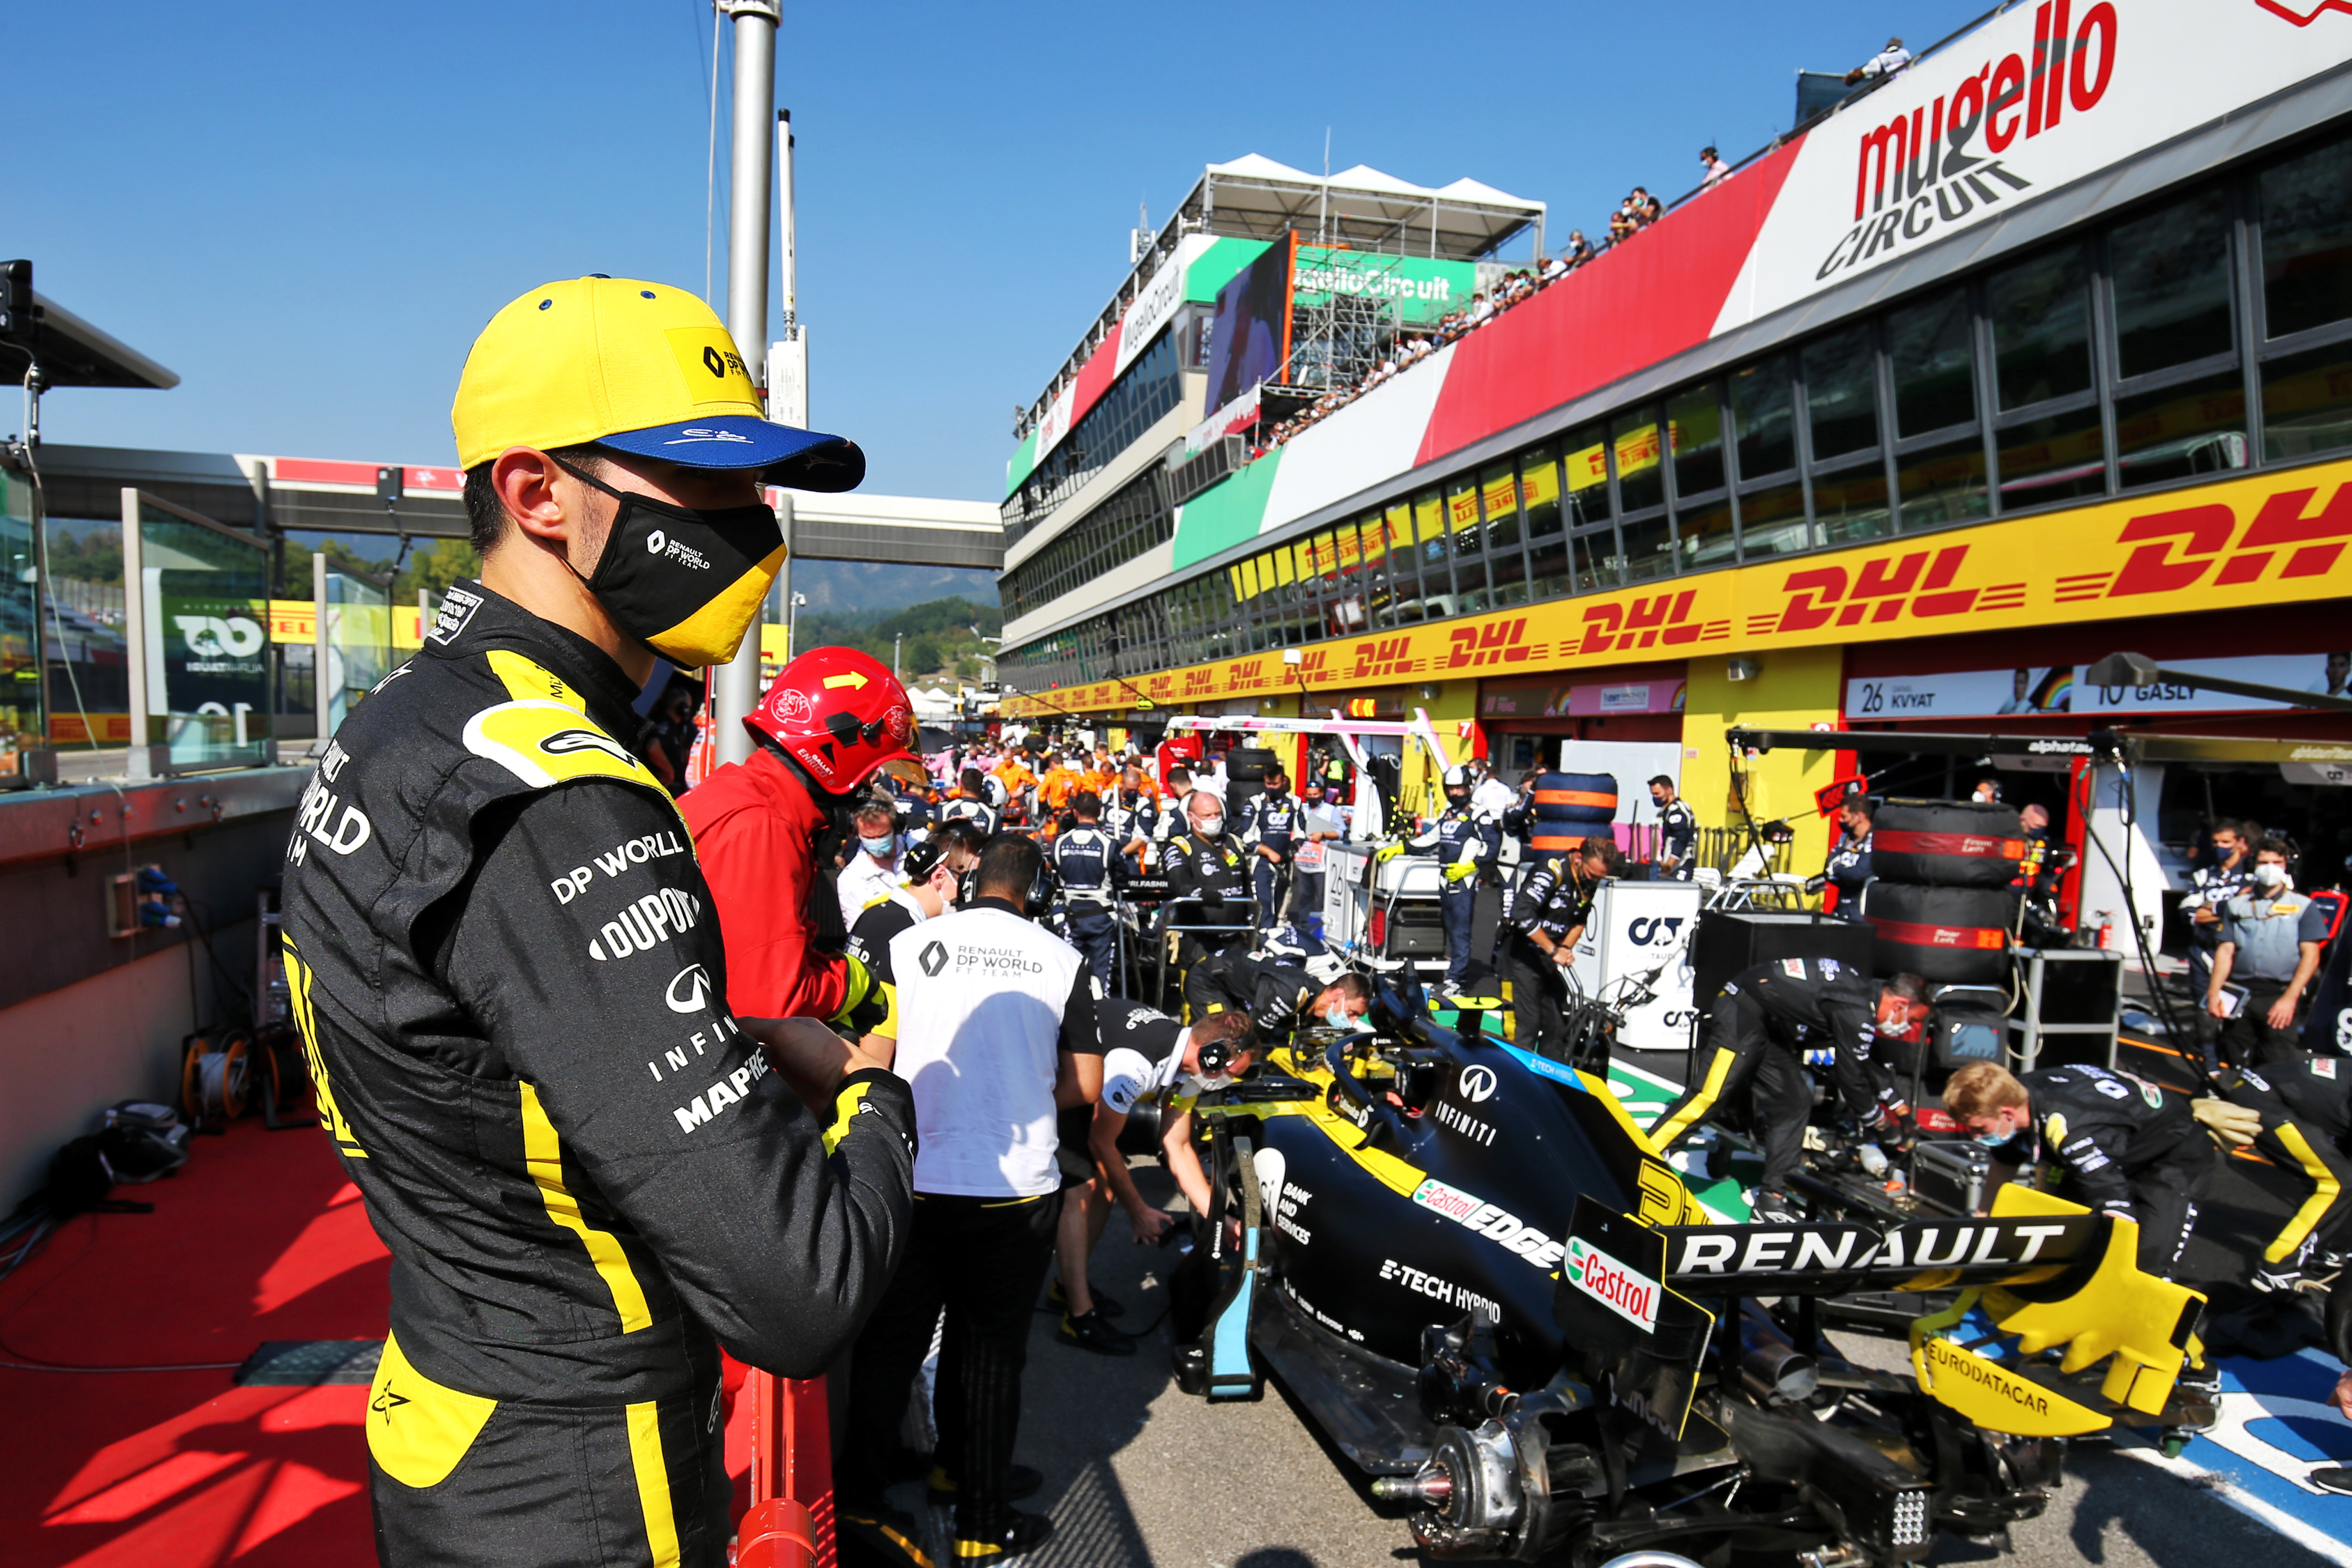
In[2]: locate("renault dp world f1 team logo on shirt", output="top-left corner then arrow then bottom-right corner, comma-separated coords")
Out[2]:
1565,1236 -> 1661,1331
919,940 -> 949,977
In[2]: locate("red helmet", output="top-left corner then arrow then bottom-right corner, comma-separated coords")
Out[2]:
745,647 -> 924,794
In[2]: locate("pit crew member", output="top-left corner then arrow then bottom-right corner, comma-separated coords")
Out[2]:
1824,796 -> 1873,909
940,767 -> 1002,838
2215,1058 -> 2352,1292
1237,768 -> 1301,931
1944,1060 -> 2216,1279
835,795 -> 904,931
1049,790 -> 1127,985
1650,960 -> 1929,1220
1381,767 -> 1500,1002
282,275 -> 912,1568
839,836 -> 1103,1563
1501,836 -> 1622,1056
1161,789 -> 1256,980
2207,838 -> 2330,1067
1182,950 -> 1372,1038
1102,764 -> 1159,871
1648,774 -> 1696,882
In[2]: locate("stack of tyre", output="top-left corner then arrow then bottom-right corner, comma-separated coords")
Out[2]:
1529,772 -> 1617,858
1223,745 -> 1276,828
1861,798 -> 2026,985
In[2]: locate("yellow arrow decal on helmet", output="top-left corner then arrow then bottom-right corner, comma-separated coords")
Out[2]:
823,672 -> 870,690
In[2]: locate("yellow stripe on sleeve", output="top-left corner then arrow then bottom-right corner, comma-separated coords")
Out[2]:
519,1082 -> 653,1332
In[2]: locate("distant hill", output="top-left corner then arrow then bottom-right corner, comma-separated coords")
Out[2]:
792,593 -> 1003,686
792,560 -> 1001,617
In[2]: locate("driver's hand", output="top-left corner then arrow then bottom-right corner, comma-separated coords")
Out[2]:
1132,1206 -> 1173,1245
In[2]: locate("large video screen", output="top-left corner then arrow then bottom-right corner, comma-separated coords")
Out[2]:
1205,231 -> 1296,413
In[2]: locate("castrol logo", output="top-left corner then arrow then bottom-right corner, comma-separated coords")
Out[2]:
1565,1237 -> 1660,1331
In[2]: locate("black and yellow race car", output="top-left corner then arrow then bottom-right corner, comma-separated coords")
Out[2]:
1170,986 -> 2217,1564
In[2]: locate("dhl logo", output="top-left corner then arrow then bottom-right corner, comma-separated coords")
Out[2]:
1352,635 -> 1419,680
1225,657 -> 1266,689
1183,667 -> 1216,694
1297,649 -> 1331,678
1757,545 -> 2026,637
1443,617 -> 1539,669
1578,590 -> 1726,653
2053,484 -> 2352,603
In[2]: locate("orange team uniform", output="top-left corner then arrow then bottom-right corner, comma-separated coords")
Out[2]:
1040,765 -> 1083,811
994,758 -> 1037,804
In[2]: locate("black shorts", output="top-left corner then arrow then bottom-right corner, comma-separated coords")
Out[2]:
1056,1103 -> 1097,1188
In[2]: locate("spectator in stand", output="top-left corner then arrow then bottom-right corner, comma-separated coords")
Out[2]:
1701,147 -> 1732,187
1635,187 -> 1663,225
1608,201 -> 1637,245
1563,230 -> 1593,268
1848,36 -> 1911,83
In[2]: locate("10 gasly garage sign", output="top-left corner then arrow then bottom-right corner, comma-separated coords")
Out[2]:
1717,0 -> 2352,333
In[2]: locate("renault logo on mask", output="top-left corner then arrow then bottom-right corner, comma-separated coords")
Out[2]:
919,941 -> 949,977
647,529 -> 667,554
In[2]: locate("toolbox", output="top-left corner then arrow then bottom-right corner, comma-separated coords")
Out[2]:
1910,1140 -> 1993,1217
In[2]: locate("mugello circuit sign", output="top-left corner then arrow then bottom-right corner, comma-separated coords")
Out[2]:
1718,0 -> 2352,329
1001,458 -> 2352,716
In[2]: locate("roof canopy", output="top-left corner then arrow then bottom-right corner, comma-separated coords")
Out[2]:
1186,155 -> 1544,261
0,292 -> 178,391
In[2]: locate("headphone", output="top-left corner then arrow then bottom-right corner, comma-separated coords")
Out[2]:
1197,1038 -> 1234,1075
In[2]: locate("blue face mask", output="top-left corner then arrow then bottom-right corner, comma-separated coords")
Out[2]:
860,834 -> 897,858
1323,1003 -> 1352,1030
1972,1124 -> 2013,1149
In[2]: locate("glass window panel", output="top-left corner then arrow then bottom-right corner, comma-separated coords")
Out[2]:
1486,532 -> 1531,608
1989,246 -> 2092,408
1676,498 -> 1735,570
1569,528 -> 1619,593
1453,553 -> 1492,615
1731,356 -> 1796,479
1527,529 -> 1571,599
2115,369 -> 2249,488
1804,326 -> 1881,461
1619,513 -> 1674,582
1520,447 -> 1563,540
2261,341 -> 2352,460
1737,483 -> 1811,559
1809,466 -> 1892,547
1667,383 -> 1726,497
1612,411 -> 1665,513
1446,477 -> 1483,556
2112,188 -> 2234,378
1562,425 -> 1611,524
1887,289 -> 1977,436
1995,407 -> 2107,507
2262,132 -> 2352,339
1480,463 -> 1523,551
1895,437 -> 1989,530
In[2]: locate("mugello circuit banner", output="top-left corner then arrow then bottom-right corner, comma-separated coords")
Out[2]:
1157,0 -> 2352,574
1002,457 -> 2352,716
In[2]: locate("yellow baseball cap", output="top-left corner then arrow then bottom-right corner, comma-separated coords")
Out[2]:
450,276 -> 863,490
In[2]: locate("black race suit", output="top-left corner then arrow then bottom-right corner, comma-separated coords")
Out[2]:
1503,855 -> 1591,1056
1181,949 -> 1318,1038
281,582 -> 915,1568
1649,956 -> 1886,1192
1160,829 -> 1255,981
2220,1059 -> 2352,1267
2012,1065 -> 2215,1279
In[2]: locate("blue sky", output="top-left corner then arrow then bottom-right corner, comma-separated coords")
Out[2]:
9,0 -> 1987,504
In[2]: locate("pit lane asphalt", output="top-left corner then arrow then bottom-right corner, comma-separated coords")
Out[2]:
848,1039 -> 2351,1568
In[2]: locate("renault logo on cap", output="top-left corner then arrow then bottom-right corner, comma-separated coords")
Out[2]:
920,941 -> 949,977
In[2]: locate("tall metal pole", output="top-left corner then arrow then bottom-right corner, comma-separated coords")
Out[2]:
710,0 -> 779,771
765,108 -> 804,683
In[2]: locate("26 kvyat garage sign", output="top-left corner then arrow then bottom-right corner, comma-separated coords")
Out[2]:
1001,459 -> 2352,716
1721,0 -> 2352,328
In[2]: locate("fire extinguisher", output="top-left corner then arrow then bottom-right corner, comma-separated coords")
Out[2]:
2093,910 -> 2115,950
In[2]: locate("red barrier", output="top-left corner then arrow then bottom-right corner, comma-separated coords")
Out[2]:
742,1370 -> 836,1568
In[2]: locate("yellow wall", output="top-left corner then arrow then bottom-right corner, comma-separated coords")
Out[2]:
1678,646 -> 1843,876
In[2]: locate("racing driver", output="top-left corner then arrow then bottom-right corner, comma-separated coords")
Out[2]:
280,276 -> 916,1568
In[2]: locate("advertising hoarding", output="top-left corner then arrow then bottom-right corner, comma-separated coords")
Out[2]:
1205,230 -> 1298,413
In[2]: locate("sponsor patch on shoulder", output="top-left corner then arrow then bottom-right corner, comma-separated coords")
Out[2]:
2314,1058 -> 2340,1080
1779,958 -> 1807,979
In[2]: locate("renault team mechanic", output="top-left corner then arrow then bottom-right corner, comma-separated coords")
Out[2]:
280,277 -> 916,1568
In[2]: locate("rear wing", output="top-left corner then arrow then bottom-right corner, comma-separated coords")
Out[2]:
1555,1184 -> 2207,1443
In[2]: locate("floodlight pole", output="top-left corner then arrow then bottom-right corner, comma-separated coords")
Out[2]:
710,0 -> 781,771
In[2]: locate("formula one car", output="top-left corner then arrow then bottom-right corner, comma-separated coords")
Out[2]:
1171,986 -> 2217,1565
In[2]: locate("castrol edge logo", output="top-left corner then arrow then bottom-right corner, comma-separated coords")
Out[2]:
1564,1236 -> 1661,1332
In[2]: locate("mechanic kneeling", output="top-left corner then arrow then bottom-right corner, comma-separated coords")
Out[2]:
1945,1061 -> 2216,1280
2214,1059 -> 2352,1292
1182,948 -> 1371,1038
1085,1003 -> 1262,1378
1650,960 -> 1930,1221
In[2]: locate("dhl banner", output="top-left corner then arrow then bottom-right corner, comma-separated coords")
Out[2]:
1002,459 -> 2352,717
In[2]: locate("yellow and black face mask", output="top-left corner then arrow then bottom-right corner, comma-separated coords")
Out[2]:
556,457 -> 784,669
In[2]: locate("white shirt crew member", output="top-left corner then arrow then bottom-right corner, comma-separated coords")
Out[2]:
838,846 -> 902,931
886,897 -> 1100,1197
